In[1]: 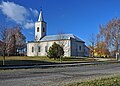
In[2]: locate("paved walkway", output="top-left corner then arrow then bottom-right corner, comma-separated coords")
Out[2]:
0,62 -> 120,86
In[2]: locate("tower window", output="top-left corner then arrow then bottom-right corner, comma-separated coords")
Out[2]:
37,27 -> 39,32
43,28 -> 45,32
32,47 -> 34,52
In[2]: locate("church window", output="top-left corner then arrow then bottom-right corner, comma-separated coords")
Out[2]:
79,46 -> 81,51
38,46 -> 41,52
43,28 -> 45,32
45,46 -> 48,52
37,27 -> 39,32
32,47 -> 34,52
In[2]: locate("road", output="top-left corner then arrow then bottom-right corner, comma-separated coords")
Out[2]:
0,63 -> 120,86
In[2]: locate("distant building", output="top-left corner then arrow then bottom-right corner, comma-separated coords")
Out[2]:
27,9 -> 89,57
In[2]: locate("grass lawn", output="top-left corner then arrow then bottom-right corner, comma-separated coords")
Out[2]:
0,56 -> 57,66
0,56 -> 97,66
66,75 -> 120,86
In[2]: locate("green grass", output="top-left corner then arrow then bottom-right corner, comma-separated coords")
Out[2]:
66,75 -> 120,86
63,57 -> 96,62
0,56 -> 97,66
0,56 -> 58,66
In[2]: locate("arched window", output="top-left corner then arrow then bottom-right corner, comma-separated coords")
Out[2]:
32,47 -> 34,52
79,46 -> 81,51
37,27 -> 39,32
38,46 -> 41,52
45,46 -> 47,52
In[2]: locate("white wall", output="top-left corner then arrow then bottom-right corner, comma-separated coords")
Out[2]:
27,40 -> 71,57
71,38 -> 85,56
35,21 -> 46,41
84,46 -> 90,57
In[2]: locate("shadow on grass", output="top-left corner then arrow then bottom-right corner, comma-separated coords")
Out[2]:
0,57 -> 98,66
0,60 -> 57,66
63,57 -> 97,61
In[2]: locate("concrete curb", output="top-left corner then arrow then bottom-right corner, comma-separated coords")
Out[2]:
0,61 -> 119,70
0,62 -> 95,69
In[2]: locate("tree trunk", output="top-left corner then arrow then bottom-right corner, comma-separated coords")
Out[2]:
3,50 -> 5,65
60,56 -> 62,63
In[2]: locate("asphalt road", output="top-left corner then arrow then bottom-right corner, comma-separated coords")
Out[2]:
0,63 -> 120,86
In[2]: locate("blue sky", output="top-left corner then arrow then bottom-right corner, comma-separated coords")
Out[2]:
0,0 -> 120,45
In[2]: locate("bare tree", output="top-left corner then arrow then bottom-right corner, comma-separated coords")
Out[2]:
0,21 -> 26,65
57,32 -> 66,47
100,17 -> 120,59
13,26 -> 26,56
0,26 -> 9,65
0,26 -> 26,59
88,33 -> 96,57
57,32 -> 70,62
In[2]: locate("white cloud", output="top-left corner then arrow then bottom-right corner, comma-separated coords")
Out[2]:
0,1 -> 38,29
24,22 -> 34,29
30,8 -> 39,17
0,1 -> 28,24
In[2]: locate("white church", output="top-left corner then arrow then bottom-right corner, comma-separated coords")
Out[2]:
27,10 -> 89,57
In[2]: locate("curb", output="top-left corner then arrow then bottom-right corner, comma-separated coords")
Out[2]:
0,61 -> 120,70
0,62 -> 95,70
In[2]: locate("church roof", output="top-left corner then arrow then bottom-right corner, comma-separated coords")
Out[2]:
40,34 -> 85,42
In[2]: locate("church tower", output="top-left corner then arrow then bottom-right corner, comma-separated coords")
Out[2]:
35,9 -> 46,41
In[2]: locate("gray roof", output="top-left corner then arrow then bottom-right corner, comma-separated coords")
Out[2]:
40,34 -> 84,42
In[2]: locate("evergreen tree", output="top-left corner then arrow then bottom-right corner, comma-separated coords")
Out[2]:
47,42 -> 64,59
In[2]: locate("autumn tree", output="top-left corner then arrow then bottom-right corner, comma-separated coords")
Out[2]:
100,18 -> 120,59
95,29 -> 110,57
95,41 -> 110,57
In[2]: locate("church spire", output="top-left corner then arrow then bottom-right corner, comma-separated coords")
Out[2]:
38,9 -> 44,22
35,8 -> 46,41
